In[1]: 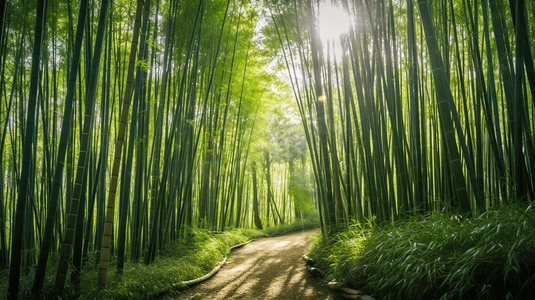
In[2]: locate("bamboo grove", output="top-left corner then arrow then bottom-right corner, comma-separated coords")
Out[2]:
1,0 -> 315,298
266,0 -> 534,232
1,0 -> 534,298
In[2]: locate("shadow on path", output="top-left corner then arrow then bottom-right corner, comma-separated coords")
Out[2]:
167,229 -> 341,300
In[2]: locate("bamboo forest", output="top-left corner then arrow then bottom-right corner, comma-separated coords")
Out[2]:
1,0 -> 534,299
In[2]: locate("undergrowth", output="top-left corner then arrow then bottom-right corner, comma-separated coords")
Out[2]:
2,218 -> 320,300
2,227 -> 265,300
262,214 -> 320,237
307,203 -> 535,300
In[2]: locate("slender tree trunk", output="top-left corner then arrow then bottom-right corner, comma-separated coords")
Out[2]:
252,162 -> 263,230
99,0 -> 144,288
8,0 -> 46,298
1,30 -> 25,273
416,0 -> 476,213
513,0 -> 528,201
55,0 -> 110,290
306,0 -> 336,230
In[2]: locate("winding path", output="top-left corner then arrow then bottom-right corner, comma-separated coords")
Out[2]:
167,229 -> 341,300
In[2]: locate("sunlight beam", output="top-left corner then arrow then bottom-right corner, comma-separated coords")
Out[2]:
318,1 -> 351,42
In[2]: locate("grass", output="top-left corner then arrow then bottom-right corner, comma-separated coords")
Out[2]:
307,203 -> 535,300
1,217 -> 320,300
261,214 -> 320,237
1,227 -> 265,300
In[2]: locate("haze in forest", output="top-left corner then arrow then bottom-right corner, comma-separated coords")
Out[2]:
0,0 -> 534,299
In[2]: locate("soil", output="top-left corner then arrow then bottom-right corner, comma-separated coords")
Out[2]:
165,229 -> 342,300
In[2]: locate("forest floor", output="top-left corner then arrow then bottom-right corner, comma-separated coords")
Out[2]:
163,229 -> 342,300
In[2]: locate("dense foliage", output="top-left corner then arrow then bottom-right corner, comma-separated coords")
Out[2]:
1,0 -> 534,298
308,203 -> 535,300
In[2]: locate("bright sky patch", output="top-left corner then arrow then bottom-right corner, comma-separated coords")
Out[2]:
318,2 -> 351,42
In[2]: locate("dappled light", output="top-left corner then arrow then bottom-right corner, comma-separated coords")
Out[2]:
2,0 -> 534,298
172,230 -> 336,300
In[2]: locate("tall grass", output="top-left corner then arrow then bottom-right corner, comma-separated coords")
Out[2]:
308,204 -> 535,300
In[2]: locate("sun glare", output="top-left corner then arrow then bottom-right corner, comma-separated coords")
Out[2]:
318,2 -> 351,42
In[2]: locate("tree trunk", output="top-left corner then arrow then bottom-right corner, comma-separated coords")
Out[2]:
8,0 -> 46,298
98,0 -> 144,288
252,162 -> 263,230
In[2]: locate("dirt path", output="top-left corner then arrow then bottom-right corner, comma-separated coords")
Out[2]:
167,229 -> 341,300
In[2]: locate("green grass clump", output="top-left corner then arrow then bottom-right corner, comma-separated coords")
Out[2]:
308,204 -> 535,300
